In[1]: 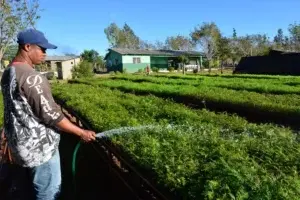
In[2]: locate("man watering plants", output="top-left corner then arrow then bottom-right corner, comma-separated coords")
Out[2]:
0,29 -> 96,200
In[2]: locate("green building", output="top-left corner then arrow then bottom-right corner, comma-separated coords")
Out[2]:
104,48 -> 204,73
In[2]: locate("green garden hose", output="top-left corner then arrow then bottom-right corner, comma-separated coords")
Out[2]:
71,125 -> 166,194
72,141 -> 82,192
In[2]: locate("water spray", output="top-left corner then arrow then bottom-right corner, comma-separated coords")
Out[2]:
71,125 -> 174,193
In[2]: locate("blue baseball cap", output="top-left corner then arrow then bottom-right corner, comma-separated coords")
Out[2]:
17,28 -> 57,49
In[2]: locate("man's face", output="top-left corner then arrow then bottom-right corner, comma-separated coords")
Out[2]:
26,44 -> 47,65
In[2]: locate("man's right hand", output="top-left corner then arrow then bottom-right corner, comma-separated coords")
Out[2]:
56,117 -> 97,142
80,129 -> 96,142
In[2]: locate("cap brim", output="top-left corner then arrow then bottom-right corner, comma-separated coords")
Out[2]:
38,42 -> 57,49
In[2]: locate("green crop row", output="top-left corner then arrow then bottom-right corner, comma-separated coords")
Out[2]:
69,78 -> 300,127
52,82 -> 300,200
154,73 -> 300,81
108,75 -> 300,95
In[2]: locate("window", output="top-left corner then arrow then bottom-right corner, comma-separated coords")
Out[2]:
115,59 -> 119,65
133,57 -> 141,64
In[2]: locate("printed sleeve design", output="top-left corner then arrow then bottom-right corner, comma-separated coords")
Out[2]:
23,73 -> 64,126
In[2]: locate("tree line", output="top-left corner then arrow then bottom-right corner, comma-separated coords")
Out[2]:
104,22 -> 300,71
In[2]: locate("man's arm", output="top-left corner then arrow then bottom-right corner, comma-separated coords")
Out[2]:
56,117 -> 96,142
22,73 -> 96,142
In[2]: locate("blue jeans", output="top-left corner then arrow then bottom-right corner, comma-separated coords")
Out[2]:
30,150 -> 62,200
0,150 -> 61,200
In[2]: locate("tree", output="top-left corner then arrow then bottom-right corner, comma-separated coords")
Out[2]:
0,0 -> 40,66
251,34 -> 271,56
176,55 -> 189,75
217,37 -> 231,74
154,40 -> 166,50
104,23 -> 141,49
80,49 -> 106,72
165,35 -> 195,51
232,28 -> 237,39
234,34 -> 271,58
274,29 -> 284,49
71,61 -> 94,79
229,28 -> 240,66
288,23 -> 300,51
122,23 -> 140,49
237,35 -> 253,57
104,23 -> 121,48
190,22 -> 221,73
284,36 -> 290,50
80,49 -> 99,64
139,40 -> 156,50
3,44 -> 18,61
95,55 -> 106,71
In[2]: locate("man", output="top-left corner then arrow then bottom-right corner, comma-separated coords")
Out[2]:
0,28 -> 96,199
146,65 -> 150,75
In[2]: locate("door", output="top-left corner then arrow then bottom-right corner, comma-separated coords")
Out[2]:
57,62 -> 63,79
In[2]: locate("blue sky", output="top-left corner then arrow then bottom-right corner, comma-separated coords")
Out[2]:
36,0 -> 300,56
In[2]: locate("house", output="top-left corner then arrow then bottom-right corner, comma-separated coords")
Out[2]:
104,48 -> 205,73
234,50 -> 300,75
44,56 -> 81,79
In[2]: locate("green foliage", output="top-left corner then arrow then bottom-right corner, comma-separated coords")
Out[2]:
95,56 -> 106,71
168,66 -> 175,72
80,49 -> 105,71
190,22 -> 221,61
233,28 -> 237,39
122,68 -> 128,74
115,71 -> 122,75
274,29 -> 285,49
109,71 -> 116,75
234,34 -> 271,57
104,23 -> 140,49
3,45 -> 18,61
165,35 -> 195,51
177,55 -> 189,65
190,22 -> 221,73
80,49 -> 99,63
103,21 -> 300,68
288,23 -> 300,51
52,80 -> 300,200
71,75 -> 300,124
137,69 -> 144,74
202,59 -> 209,68
176,55 -> 189,74
71,61 -> 94,79
151,67 -> 159,73
0,0 -> 41,61
217,37 -> 231,62
209,59 -> 219,68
